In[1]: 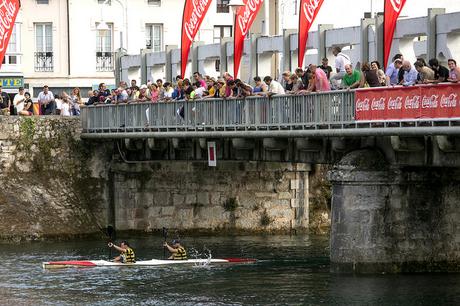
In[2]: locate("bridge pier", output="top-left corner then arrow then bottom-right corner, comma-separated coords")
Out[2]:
329,149 -> 460,273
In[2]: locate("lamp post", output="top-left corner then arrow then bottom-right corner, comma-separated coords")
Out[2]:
98,0 -> 127,51
228,0 -> 244,77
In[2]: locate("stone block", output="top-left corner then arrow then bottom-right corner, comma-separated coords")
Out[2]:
185,193 -> 197,205
196,192 -> 209,205
210,192 -> 222,205
290,179 -> 300,190
278,192 -> 292,200
154,192 -> 170,206
254,192 -> 277,198
172,193 -> 185,205
161,206 -> 175,216
290,198 -> 299,208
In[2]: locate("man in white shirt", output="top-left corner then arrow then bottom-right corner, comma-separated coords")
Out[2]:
13,87 -> 25,115
263,76 -> 285,95
37,85 -> 55,115
330,46 -> 351,89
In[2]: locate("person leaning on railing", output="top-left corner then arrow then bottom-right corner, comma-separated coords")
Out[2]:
425,58 -> 449,84
447,59 -> 460,83
360,62 -> 381,88
414,60 -> 434,84
342,64 -> 361,89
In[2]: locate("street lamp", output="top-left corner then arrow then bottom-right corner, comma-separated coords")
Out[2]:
98,0 -> 127,51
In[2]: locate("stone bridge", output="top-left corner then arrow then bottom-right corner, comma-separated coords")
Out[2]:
81,84 -> 460,273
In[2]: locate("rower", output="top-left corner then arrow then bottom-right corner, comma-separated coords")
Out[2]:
108,241 -> 136,263
163,239 -> 187,260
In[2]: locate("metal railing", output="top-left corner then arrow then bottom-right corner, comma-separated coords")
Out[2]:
34,52 -> 53,72
81,91 -> 356,134
96,52 -> 115,72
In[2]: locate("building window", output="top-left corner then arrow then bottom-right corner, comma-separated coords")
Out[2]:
96,23 -> 114,71
213,25 -> 232,43
148,0 -> 161,6
34,23 -> 53,72
2,24 -> 21,66
36,0 -> 49,4
145,24 -> 163,52
217,0 -> 229,13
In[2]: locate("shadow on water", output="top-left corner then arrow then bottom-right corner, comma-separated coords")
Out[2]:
0,234 -> 459,305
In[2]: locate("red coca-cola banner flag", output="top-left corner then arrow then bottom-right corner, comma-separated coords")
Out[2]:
355,84 -> 460,121
0,0 -> 20,69
384,0 -> 406,68
298,0 -> 324,68
234,0 -> 264,78
181,0 -> 213,78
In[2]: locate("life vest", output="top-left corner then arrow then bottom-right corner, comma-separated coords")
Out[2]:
123,247 -> 135,263
173,246 -> 187,260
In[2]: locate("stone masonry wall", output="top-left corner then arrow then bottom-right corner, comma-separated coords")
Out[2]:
112,161 -> 310,233
0,117 -> 110,241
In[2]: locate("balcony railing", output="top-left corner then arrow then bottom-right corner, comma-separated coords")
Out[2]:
81,91 -> 356,134
34,52 -> 53,72
96,52 -> 115,72
216,1 -> 229,13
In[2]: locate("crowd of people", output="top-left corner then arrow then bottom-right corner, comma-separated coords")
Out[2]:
1,48 -> 459,117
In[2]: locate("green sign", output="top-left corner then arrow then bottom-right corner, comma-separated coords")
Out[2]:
0,77 -> 24,88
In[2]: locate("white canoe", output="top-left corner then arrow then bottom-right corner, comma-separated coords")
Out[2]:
42,258 -> 256,269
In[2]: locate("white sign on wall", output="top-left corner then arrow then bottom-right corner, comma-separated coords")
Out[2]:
207,141 -> 217,167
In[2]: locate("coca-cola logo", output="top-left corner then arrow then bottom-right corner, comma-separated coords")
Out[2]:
371,97 -> 385,111
422,94 -> 439,109
356,98 -> 370,111
389,0 -> 403,13
387,97 -> 402,110
183,0 -> 211,42
237,0 -> 263,36
0,0 -> 18,53
440,93 -> 457,108
302,0 -> 322,23
404,95 -> 420,109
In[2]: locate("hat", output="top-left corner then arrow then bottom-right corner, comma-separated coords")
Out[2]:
140,84 -> 148,90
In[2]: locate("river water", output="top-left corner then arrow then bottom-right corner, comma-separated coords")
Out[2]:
1,234 -> 460,305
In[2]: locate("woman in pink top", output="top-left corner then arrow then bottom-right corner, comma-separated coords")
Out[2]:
311,64 -> 331,92
150,84 -> 159,102
448,59 -> 460,82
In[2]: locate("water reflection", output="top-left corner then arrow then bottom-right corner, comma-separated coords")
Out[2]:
0,234 -> 458,305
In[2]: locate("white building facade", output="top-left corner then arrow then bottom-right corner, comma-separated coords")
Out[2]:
1,0 -> 238,97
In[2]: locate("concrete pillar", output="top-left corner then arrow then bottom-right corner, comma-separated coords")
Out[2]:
427,8 -> 446,61
114,48 -> 127,85
360,18 -> 375,64
249,33 -> 261,83
318,24 -> 334,62
220,38 -> 232,74
140,49 -> 148,85
375,14 -> 384,67
282,29 -> 296,74
191,41 -> 204,77
165,45 -> 177,82
329,149 -> 460,273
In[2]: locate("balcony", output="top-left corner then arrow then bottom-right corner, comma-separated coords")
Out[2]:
216,1 -> 229,13
96,52 -> 115,72
34,52 -> 53,72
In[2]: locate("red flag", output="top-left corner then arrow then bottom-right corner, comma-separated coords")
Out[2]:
384,0 -> 406,69
234,0 -> 264,78
181,0 -> 213,78
298,0 -> 325,68
0,0 -> 20,68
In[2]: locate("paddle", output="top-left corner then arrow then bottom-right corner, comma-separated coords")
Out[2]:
107,225 -> 115,260
162,227 -> 168,259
